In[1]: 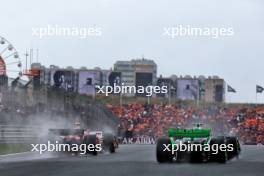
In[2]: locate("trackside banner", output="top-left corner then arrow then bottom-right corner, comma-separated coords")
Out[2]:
120,137 -> 156,145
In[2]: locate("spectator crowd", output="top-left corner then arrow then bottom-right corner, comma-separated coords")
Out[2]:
108,103 -> 264,144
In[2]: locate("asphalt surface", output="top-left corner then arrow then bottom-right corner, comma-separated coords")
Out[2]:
0,145 -> 264,176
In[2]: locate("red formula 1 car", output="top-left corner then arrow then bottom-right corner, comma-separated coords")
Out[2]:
48,128 -> 118,155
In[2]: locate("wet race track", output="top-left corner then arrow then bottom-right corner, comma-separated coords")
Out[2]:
0,145 -> 264,176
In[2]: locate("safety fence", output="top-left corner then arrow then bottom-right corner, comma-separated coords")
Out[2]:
0,125 -> 39,143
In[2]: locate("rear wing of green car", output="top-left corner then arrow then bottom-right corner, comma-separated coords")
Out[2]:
168,128 -> 211,139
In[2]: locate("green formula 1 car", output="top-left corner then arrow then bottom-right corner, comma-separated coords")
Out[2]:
156,124 -> 241,163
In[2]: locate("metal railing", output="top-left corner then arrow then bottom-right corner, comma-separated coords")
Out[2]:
0,125 -> 39,143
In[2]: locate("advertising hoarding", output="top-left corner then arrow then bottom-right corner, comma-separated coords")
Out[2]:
177,79 -> 199,100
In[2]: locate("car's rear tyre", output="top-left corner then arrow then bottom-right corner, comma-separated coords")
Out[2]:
211,136 -> 228,163
156,138 -> 173,163
226,136 -> 241,159
109,142 -> 115,153
104,133 -> 116,153
83,135 -> 98,155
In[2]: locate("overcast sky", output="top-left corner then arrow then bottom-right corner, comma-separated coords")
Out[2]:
1,0 -> 264,103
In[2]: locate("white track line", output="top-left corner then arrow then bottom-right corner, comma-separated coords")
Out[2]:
0,152 -> 32,157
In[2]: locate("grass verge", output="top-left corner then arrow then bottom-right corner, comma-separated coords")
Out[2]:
0,143 -> 31,155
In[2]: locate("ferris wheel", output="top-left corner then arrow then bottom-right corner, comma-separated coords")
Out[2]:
0,36 -> 22,82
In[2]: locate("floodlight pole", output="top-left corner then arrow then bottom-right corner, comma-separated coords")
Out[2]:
25,51 -> 28,72
255,92 -> 257,105
120,92 -> 123,108
168,82 -> 171,104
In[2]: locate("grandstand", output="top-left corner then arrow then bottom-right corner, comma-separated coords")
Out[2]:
109,103 -> 264,145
